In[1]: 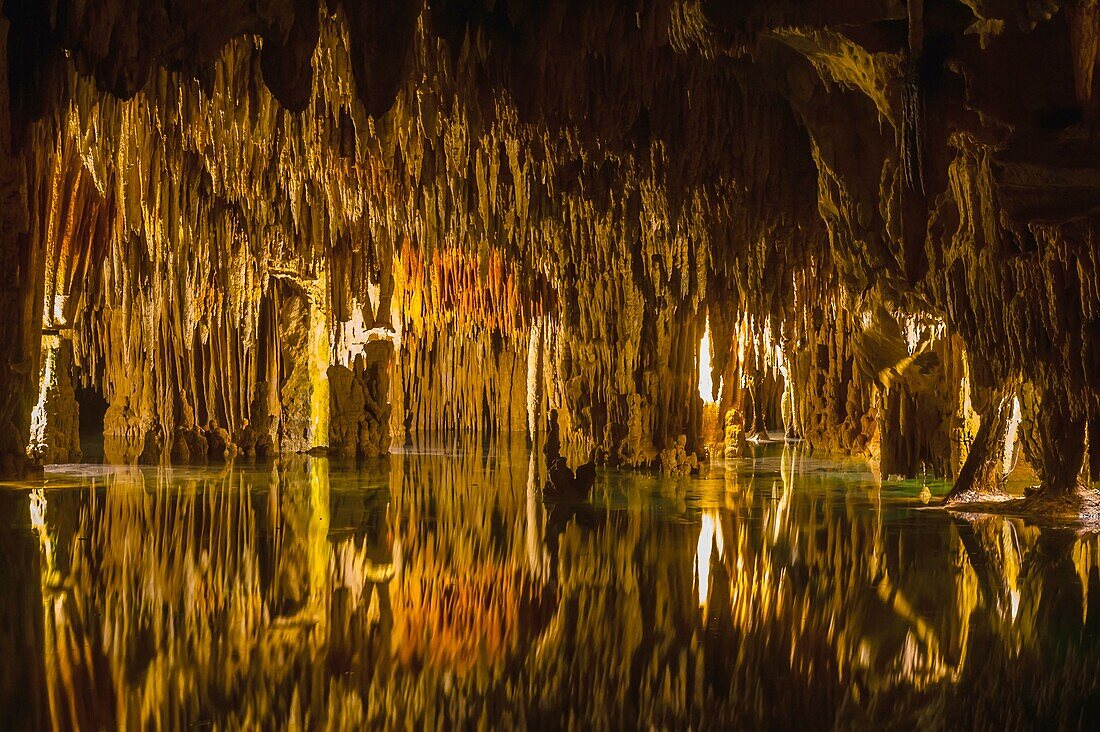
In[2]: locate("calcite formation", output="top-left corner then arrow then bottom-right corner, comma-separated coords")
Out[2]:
27,337 -> 81,464
328,340 -> 393,457
1,1 -> 1100,501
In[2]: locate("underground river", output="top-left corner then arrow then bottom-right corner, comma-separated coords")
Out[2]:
2,442 -> 1097,729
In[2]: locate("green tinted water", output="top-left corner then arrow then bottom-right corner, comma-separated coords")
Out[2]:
1,440 -> 1097,729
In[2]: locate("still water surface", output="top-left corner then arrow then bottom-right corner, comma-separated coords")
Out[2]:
1,441 -> 1098,729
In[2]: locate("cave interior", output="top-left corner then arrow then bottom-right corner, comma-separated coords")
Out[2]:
2,0 -> 1100,513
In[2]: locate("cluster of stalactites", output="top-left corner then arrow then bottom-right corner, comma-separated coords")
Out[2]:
19,1 -> 822,457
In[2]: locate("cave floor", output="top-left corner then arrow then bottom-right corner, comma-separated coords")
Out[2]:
945,486 -> 1100,530
0,443 -> 1097,728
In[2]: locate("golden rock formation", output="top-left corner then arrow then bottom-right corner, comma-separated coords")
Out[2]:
0,1 -> 1097,505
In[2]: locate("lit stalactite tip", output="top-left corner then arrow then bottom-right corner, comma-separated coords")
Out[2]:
698,318 -> 714,404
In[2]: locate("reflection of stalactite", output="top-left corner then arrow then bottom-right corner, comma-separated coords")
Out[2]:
12,451 -> 1100,727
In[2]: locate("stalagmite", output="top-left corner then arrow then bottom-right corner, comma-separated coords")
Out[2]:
27,337 -> 81,464
328,341 -> 392,458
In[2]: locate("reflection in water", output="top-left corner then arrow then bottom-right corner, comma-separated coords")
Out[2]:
2,442 -> 1099,728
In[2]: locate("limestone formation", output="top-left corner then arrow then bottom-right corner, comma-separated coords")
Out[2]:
329,341 -> 393,458
0,1 -> 1097,511
27,338 -> 81,464
171,403 -> 209,463
204,420 -> 233,461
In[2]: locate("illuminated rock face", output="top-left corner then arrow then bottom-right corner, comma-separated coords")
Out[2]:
27,338 -> 81,465
2,2 -> 1100,496
328,340 -> 393,458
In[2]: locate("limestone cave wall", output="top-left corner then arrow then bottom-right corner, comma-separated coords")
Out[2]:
1,1 -> 1099,493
